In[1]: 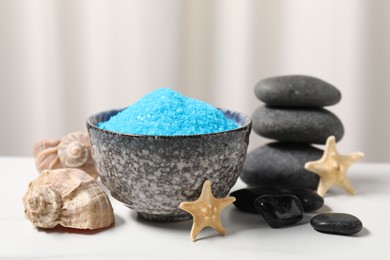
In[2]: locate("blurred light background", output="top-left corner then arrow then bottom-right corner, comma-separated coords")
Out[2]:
0,0 -> 389,162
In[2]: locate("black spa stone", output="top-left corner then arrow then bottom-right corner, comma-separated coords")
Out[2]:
230,188 -> 279,213
252,106 -> 344,144
254,75 -> 341,107
310,213 -> 363,235
231,188 -> 324,213
240,143 -> 322,190
280,189 -> 324,212
254,194 -> 304,228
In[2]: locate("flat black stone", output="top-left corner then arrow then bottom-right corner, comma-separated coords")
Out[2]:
255,75 -> 341,107
310,213 -> 363,235
254,194 -> 304,228
252,106 -> 344,144
240,143 -> 322,190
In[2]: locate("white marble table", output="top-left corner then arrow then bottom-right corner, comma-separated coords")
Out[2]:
1,157 -> 389,259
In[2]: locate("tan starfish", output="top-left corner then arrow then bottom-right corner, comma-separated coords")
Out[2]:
304,136 -> 364,197
179,180 -> 236,242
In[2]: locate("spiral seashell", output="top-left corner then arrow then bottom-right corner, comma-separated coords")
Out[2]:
23,185 -> 62,228
58,132 -> 90,168
23,168 -> 115,230
33,132 -> 98,179
33,139 -> 61,172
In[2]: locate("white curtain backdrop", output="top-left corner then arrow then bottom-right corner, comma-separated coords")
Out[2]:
0,0 -> 389,162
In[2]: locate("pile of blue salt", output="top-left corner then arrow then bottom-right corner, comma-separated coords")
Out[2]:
98,88 -> 238,135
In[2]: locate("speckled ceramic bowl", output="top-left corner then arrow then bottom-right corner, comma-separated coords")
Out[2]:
86,108 -> 251,222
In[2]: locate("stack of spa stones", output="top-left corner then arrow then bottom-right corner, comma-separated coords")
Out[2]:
232,75 -> 345,229
241,75 -> 344,191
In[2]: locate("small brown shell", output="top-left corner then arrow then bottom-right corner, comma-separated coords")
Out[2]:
58,132 -> 90,168
23,168 -> 115,230
33,132 -> 98,179
33,139 -> 61,172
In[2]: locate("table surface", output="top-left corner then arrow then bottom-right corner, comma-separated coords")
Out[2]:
1,157 -> 389,259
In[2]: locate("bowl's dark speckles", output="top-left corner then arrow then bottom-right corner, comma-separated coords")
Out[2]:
87,108 -> 251,222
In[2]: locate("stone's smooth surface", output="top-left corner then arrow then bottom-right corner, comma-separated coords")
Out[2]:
254,194 -> 304,228
179,180 -> 236,242
240,143 -> 322,190
230,188 -> 279,213
252,106 -> 344,144
254,75 -> 341,107
280,189 -> 324,212
305,136 -> 365,197
311,213 -> 363,235
231,188 -> 323,213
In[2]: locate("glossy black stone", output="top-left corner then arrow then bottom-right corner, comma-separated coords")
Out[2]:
230,188 -> 279,213
310,213 -> 363,235
254,194 -> 304,228
254,75 -> 341,107
240,143 -> 322,190
231,188 -> 324,213
280,189 -> 324,212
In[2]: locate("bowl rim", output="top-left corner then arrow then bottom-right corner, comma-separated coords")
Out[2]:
86,107 -> 252,139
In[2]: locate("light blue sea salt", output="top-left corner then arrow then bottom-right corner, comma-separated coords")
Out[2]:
98,88 -> 239,135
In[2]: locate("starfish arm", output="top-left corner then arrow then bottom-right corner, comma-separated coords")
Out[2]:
345,152 -> 365,165
317,178 -> 333,197
340,178 -> 356,195
190,219 -> 207,242
199,180 -> 213,200
179,201 -> 198,214
304,160 -> 317,171
216,197 -> 236,209
323,136 -> 338,158
210,217 -> 227,236
304,161 -> 326,177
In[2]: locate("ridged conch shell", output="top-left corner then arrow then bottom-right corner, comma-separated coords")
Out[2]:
23,168 -> 115,230
33,132 -> 98,179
